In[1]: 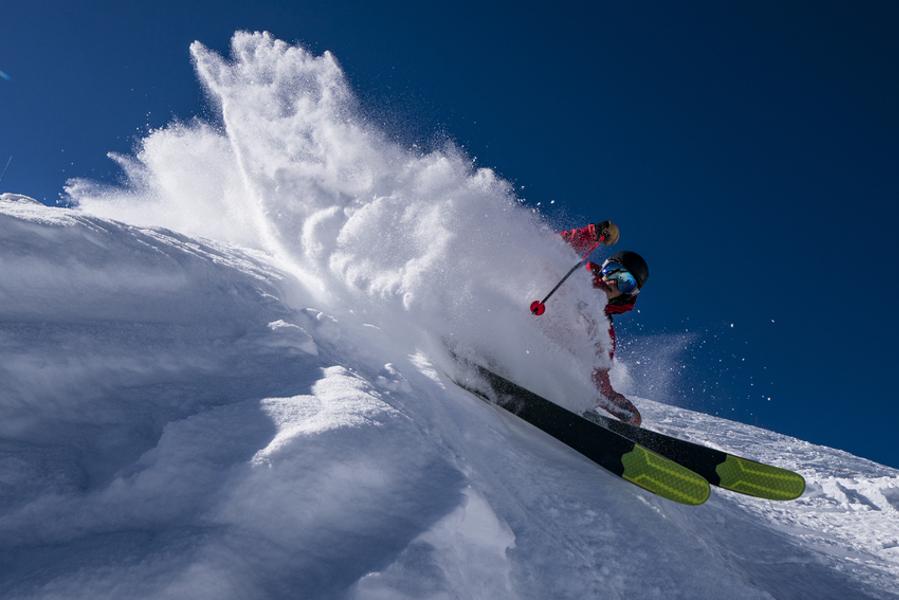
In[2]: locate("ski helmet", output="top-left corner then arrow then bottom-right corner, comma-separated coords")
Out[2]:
604,251 -> 649,290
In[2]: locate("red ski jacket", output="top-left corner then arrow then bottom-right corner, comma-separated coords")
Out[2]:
559,225 -> 637,359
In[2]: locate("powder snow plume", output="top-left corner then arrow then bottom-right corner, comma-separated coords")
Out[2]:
67,30 -> 609,405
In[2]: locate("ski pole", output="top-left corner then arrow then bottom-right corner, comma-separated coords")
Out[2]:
530,222 -> 618,316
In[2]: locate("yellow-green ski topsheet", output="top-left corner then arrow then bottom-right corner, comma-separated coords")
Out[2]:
621,445 -> 710,505
715,455 -> 805,500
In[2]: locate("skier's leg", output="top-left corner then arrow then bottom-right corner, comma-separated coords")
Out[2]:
591,367 -> 642,426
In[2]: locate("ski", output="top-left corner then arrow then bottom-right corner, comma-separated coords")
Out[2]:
452,359 -> 710,506
581,410 -> 805,500
457,359 -> 804,501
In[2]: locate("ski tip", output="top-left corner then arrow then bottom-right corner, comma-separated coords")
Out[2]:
621,445 -> 711,506
715,456 -> 806,501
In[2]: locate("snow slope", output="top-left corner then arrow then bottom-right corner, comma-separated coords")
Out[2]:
2,31 -> 898,599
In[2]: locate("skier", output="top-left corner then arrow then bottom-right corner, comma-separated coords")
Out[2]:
560,222 -> 649,426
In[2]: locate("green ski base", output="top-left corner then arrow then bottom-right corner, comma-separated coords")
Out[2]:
453,360 -> 710,506
581,410 -> 805,500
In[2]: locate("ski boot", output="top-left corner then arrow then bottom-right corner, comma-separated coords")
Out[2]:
594,392 -> 642,427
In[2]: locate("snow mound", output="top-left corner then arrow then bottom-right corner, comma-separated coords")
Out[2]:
3,31 -> 899,599
5,186 -> 899,600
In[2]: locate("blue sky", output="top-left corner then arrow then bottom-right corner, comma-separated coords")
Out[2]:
2,1 -> 897,466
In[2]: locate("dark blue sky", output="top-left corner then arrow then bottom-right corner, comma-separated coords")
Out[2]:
2,1 -> 897,466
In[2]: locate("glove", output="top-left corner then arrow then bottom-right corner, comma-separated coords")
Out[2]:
594,220 -> 620,246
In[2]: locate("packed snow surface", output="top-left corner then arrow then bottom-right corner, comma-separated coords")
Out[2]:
2,32 -> 898,599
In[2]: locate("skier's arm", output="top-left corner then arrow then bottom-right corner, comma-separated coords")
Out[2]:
559,220 -> 619,254
560,224 -> 601,254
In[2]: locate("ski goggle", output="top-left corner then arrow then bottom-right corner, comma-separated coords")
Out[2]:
600,261 -> 639,295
